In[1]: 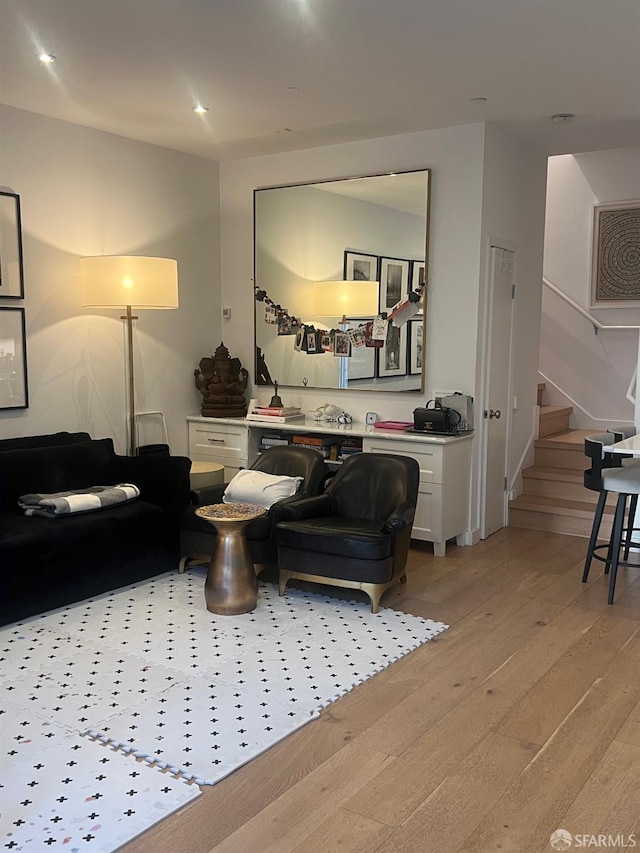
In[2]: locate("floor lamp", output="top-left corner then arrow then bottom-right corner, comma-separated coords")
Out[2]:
81,255 -> 179,455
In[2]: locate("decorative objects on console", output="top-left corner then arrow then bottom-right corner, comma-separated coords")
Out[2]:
194,342 -> 249,418
311,402 -> 352,423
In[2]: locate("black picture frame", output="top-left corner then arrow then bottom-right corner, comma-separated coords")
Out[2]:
411,260 -> 425,291
344,251 -> 379,283
409,318 -> 424,375
0,191 -> 25,299
379,257 -> 410,313
0,307 -> 28,409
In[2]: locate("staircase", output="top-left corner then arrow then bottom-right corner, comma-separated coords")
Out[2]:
508,383 -> 614,537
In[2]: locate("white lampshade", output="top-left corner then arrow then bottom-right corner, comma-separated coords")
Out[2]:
81,256 -> 178,308
313,280 -> 378,319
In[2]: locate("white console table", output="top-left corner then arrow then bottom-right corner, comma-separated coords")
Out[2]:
187,415 -> 473,556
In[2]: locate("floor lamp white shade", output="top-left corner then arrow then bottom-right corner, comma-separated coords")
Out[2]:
81,255 -> 179,455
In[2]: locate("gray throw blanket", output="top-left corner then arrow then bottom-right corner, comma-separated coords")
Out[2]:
19,484 -> 140,517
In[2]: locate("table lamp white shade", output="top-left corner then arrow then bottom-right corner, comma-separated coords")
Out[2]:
313,280 -> 378,319
81,256 -> 178,308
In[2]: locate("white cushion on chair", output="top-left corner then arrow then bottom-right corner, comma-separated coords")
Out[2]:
223,469 -> 303,509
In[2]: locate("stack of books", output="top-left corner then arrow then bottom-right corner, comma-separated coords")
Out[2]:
259,433 -> 291,452
246,405 -> 305,423
291,433 -> 340,460
338,437 -> 363,460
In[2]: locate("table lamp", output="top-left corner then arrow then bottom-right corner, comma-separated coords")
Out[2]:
81,255 -> 178,455
313,280 -> 379,323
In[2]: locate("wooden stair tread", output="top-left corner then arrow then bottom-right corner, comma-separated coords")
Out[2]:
539,405 -> 573,418
535,429 -> 591,450
509,493 -> 612,518
522,465 -> 584,483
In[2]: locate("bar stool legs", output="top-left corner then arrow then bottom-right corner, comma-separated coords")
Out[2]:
607,494 -> 627,605
582,489 -> 608,583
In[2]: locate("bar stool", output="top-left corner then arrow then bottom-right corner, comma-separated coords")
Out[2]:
582,433 -> 640,604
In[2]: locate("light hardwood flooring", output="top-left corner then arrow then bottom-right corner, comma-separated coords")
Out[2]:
123,527 -> 640,853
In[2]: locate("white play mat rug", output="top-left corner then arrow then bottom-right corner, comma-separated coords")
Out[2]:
1,570 -> 447,851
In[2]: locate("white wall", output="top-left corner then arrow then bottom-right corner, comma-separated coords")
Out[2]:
541,147 -> 640,427
220,123 -> 486,421
0,105 -> 220,454
478,124 -> 548,520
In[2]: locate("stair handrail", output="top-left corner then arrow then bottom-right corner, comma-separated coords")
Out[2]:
542,277 -> 640,411
542,278 -> 640,332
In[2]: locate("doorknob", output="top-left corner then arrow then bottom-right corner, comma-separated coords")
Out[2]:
489,409 -> 501,419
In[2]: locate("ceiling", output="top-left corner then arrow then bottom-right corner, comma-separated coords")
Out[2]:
2,0 -> 639,162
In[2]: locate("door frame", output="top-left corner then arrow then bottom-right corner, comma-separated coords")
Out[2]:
478,237 -> 518,540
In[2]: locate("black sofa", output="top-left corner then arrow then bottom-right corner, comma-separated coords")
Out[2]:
0,431 -> 191,626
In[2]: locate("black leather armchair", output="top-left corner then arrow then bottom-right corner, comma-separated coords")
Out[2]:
276,452 -> 420,612
180,445 -> 329,572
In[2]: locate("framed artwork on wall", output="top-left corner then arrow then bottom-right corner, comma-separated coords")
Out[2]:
590,201 -> 640,307
0,191 -> 25,299
409,319 -> 423,375
379,257 -> 409,313
378,322 -> 407,378
0,307 -> 28,409
411,260 -> 425,291
344,251 -> 379,282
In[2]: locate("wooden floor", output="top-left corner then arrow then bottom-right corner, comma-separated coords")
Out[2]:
123,527 -> 640,853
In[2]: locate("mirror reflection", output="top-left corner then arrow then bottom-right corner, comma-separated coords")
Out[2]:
254,169 -> 430,392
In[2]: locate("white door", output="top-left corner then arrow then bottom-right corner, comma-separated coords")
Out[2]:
482,247 -> 515,538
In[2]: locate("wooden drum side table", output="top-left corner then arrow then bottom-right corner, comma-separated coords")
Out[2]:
194,502 -> 267,615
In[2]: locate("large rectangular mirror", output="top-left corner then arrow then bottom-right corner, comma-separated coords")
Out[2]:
254,169 -> 430,392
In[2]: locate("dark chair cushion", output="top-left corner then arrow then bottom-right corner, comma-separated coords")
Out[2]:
277,517 -> 392,561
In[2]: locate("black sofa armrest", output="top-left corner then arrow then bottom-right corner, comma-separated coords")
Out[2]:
107,454 -> 191,513
277,492 -> 334,522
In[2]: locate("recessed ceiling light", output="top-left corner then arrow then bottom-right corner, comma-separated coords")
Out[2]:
470,97 -> 487,104
193,105 -> 209,115
551,113 -> 575,124
37,52 -> 56,64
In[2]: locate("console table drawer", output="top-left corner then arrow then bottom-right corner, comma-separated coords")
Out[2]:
363,436 -> 443,484
188,422 -> 247,463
